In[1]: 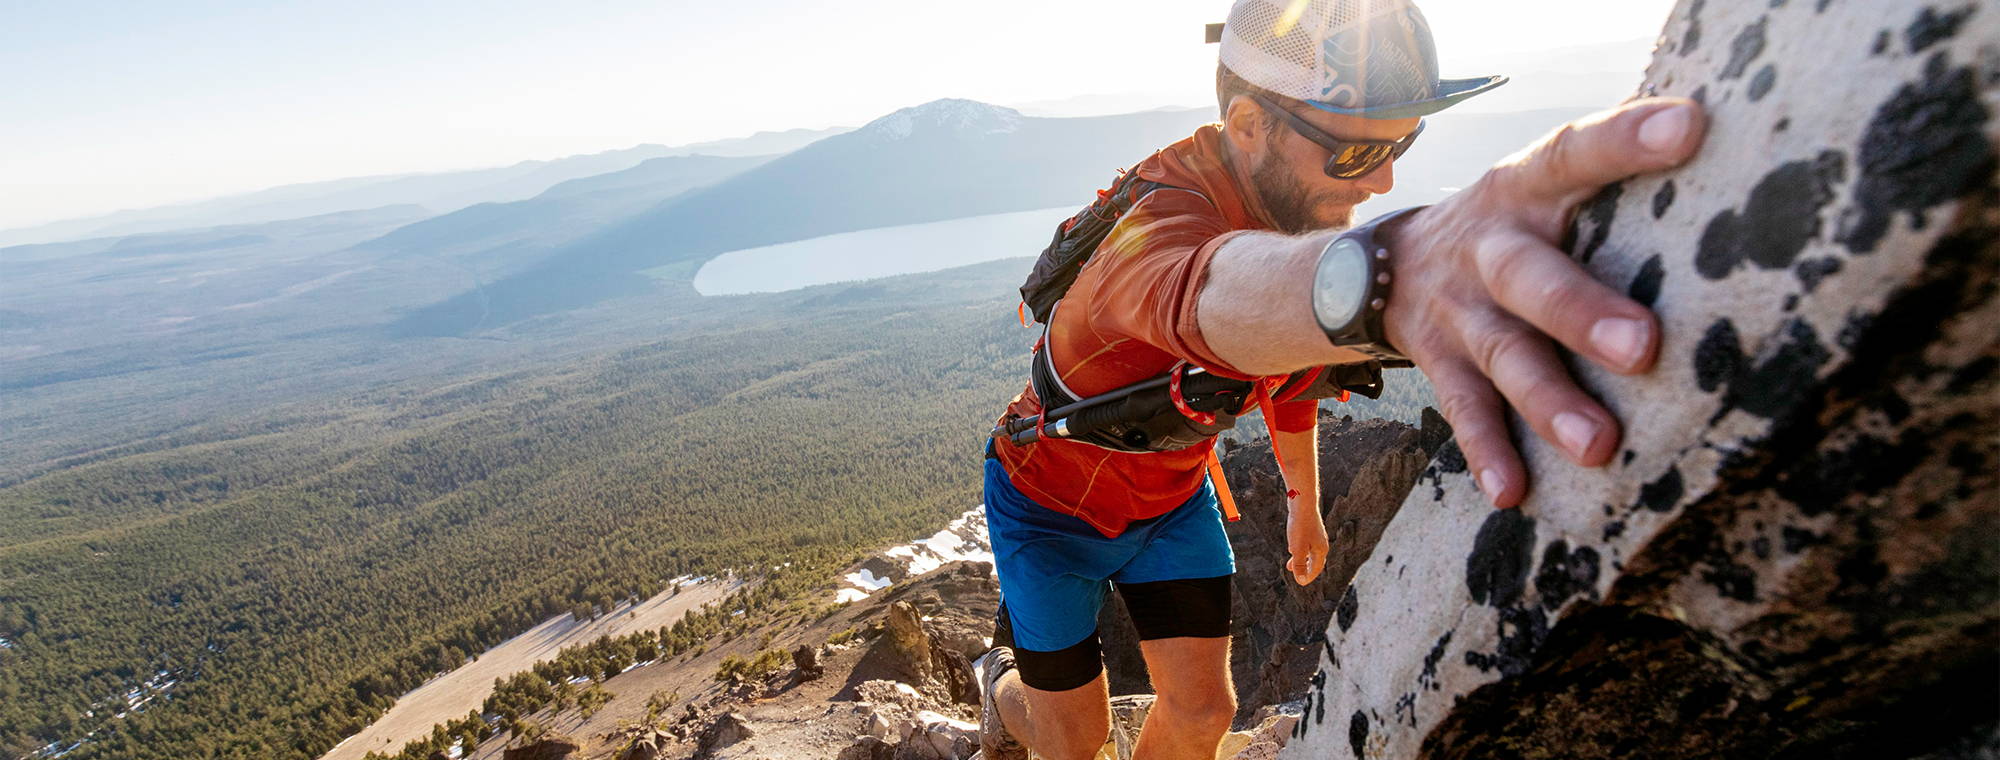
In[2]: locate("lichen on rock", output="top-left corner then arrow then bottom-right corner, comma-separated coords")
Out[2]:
1281,2 -> 2000,758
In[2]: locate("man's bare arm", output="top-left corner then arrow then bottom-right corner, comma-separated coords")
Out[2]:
1196,98 -> 1707,508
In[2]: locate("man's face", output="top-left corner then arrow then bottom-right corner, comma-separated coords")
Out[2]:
1245,105 -> 1421,234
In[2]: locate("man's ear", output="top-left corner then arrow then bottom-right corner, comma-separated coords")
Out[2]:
1221,95 -> 1269,160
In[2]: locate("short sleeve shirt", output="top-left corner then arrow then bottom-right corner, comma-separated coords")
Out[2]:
992,124 -> 1319,538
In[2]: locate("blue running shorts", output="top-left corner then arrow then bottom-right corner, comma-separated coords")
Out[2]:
982,443 -> 1236,658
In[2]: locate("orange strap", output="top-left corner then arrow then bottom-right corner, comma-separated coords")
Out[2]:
1206,447 -> 1239,522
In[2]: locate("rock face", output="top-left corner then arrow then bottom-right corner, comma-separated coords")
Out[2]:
1283,2 -> 1999,758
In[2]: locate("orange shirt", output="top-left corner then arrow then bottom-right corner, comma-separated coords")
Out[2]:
994,124 -> 1318,538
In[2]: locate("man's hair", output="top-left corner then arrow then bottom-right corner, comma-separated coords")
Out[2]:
1215,63 -> 1281,137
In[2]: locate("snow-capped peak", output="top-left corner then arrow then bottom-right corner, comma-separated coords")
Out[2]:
858,98 -> 1024,140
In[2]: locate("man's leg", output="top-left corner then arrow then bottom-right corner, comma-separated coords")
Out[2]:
990,665 -> 1113,760
1131,635 -> 1234,760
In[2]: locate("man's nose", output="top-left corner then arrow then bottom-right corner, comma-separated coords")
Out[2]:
1354,159 -> 1396,195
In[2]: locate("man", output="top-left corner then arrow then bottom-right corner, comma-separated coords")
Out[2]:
979,1 -> 1707,758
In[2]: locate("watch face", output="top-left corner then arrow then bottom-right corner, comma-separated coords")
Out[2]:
1313,237 -> 1370,333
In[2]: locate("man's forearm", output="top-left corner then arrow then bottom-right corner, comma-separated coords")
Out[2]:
1196,231 -> 1373,375
1271,424 -> 1320,508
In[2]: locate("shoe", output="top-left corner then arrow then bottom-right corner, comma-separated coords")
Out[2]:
978,646 -> 1029,760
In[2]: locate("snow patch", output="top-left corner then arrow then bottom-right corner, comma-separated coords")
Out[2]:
859,98 -> 1023,141
830,507 -> 993,604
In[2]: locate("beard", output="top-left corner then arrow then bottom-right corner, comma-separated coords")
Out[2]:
1251,150 -> 1371,234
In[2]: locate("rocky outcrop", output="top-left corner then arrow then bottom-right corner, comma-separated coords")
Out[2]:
880,601 -> 979,705
1282,2 -> 1999,758
501,736 -> 579,760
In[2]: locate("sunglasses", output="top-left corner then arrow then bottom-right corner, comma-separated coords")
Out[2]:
1247,91 -> 1425,180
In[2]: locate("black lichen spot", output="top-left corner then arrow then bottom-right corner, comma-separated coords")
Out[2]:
1733,320 -> 1835,420
1839,54 -> 1997,254
1748,64 -> 1778,101
1751,536 -> 1772,560
1629,254 -> 1666,307
1694,319 -> 1745,392
1913,501 -> 1944,520
1872,29 -> 1892,56
1691,85 -> 1709,107
1336,584 -> 1359,632
1815,0 -> 1833,12
1533,540 -> 1602,610
1837,310 -> 1873,351
1418,630 -> 1454,691
1349,711 -> 1369,758
1774,117 -> 1791,133
1433,439 -> 1467,474
1794,256 -> 1843,293
1602,520 -> 1626,541
1573,182 -> 1623,263
1781,525 -> 1824,553
1783,294 -> 1800,311
1905,6 -> 1971,54
1621,450 -> 1636,467
1721,16 -> 1769,80
1462,605 -> 1550,677
1316,677 -> 1328,724
1701,560 -> 1759,601
1652,180 -> 1677,219
1466,508 -> 1536,607
1694,151 -> 1847,279
1682,0 -> 1706,54
1638,467 -> 1685,513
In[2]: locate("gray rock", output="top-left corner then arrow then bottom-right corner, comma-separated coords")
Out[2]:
1282,2 -> 2000,758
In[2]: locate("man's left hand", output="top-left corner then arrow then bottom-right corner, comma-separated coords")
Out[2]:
1379,98 -> 1708,509
1286,501 -> 1330,586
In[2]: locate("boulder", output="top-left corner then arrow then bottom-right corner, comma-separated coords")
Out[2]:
793,643 -> 824,680
878,602 -> 979,704
837,736 -> 896,760
1281,2 -> 2000,758
501,736 -> 579,760
616,729 -> 671,760
695,712 -> 754,757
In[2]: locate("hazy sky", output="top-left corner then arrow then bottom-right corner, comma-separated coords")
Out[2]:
0,0 -> 1676,231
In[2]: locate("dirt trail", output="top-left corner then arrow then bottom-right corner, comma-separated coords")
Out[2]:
321,579 -> 742,760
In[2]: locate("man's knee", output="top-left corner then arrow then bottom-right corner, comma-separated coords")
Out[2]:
1028,698 -> 1110,759
1155,685 -> 1236,733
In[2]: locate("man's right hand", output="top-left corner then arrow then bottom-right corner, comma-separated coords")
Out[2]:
1379,98 -> 1707,508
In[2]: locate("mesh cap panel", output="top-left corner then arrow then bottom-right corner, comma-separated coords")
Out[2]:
1220,0 -> 1442,110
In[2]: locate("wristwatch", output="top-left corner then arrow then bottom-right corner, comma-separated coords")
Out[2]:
1311,206 -> 1425,361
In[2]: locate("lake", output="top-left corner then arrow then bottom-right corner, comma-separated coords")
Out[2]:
690,206 -> 1074,295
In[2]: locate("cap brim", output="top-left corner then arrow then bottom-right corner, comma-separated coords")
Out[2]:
1304,75 -> 1509,120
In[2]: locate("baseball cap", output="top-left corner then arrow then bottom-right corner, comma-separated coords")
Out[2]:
1218,0 -> 1507,119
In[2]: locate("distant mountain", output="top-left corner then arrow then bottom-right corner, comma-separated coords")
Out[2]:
353,154 -> 772,271
393,99 -> 1219,335
0,128 -> 847,249
0,205 -> 432,265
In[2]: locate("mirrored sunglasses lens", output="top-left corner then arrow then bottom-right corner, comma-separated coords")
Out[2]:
1328,144 -> 1391,179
